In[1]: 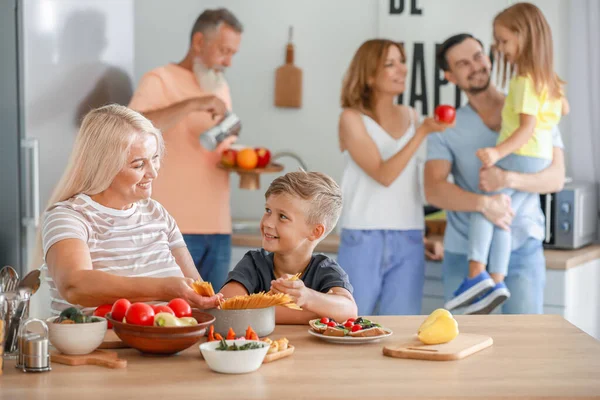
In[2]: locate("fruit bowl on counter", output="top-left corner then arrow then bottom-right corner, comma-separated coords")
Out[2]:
106,309 -> 215,355
219,146 -> 284,190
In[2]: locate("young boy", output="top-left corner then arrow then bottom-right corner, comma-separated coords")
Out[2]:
220,171 -> 358,324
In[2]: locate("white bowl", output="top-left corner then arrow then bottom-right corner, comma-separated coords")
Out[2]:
46,316 -> 107,355
199,340 -> 269,374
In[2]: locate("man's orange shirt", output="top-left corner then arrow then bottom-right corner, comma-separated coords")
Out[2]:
129,64 -> 232,234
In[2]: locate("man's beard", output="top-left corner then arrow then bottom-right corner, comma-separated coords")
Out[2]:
193,57 -> 227,94
464,68 -> 491,95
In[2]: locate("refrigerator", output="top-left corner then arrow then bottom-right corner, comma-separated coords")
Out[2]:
0,0 -> 135,316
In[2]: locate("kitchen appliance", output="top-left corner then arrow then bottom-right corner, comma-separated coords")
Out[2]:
540,181 -> 598,249
0,0 -> 135,316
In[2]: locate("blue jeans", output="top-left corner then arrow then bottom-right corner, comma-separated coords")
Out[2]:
337,229 -> 425,316
469,154 -> 551,275
444,238 -> 546,314
183,234 -> 231,291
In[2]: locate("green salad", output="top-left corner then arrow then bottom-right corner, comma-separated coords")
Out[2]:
215,338 -> 266,351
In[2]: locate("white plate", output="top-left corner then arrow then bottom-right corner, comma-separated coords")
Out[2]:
307,328 -> 393,344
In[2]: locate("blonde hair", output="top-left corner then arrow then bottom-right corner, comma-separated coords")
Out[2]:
33,104 -> 164,268
494,2 -> 564,99
265,171 -> 342,236
341,39 -> 405,115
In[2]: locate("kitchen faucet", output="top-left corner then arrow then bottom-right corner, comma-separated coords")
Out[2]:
271,151 -> 308,171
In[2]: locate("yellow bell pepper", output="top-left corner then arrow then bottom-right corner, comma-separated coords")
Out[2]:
418,308 -> 454,334
417,315 -> 459,345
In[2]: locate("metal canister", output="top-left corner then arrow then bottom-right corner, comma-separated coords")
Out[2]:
199,112 -> 241,150
16,318 -> 51,373
16,332 -> 40,369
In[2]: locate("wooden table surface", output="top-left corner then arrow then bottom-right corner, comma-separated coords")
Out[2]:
2,315 -> 600,399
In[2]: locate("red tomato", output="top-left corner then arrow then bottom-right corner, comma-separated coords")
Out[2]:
320,317 -> 329,324
110,299 -> 131,323
125,303 -> 155,326
351,325 -> 362,332
346,318 -> 356,323
327,321 -> 337,327
93,304 -> 114,329
434,105 -> 456,124
344,321 -> 354,328
151,305 -> 175,315
167,298 -> 192,318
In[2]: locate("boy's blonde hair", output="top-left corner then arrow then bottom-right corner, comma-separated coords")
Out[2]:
265,171 -> 342,236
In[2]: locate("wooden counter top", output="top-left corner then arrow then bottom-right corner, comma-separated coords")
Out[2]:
2,315 -> 600,399
232,232 -> 600,270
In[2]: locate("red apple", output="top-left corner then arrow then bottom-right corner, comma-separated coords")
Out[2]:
255,147 -> 271,168
221,149 -> 238,168
434,105 -> 456,124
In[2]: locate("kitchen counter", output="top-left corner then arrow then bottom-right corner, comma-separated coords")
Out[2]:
232,232 -> 600,270
2,315 -> 600,399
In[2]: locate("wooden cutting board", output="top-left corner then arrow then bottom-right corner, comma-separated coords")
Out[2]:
274,27 -> 302,108
383,333 -> 493,361
98,329 -> 128,349
51,350 -> 127,369
263,344 -> 295,363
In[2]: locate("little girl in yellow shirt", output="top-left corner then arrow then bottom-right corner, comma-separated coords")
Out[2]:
446,2 -> 569,314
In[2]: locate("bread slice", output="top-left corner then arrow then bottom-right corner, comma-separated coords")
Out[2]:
348,326 -> 388,337
309,319 -> 327,334
323,326 -> 348,337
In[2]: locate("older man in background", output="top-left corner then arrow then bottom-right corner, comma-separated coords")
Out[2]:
129,8 -> 243,290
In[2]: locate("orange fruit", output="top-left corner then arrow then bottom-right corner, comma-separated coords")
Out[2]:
236,148 -> 258,170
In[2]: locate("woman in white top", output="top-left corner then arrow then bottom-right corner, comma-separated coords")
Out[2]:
39,104 -> 225,315
337,39 -> 451,315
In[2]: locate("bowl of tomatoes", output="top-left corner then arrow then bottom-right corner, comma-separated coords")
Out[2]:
105,298 -> 215,355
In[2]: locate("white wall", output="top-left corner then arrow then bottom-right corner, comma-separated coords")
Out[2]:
134,0 -> 570,221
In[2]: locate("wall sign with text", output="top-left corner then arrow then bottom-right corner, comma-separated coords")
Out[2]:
380,0 -> 509,115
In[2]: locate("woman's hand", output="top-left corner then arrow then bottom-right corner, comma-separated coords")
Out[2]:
165,277 -> 223,309
419,117 -> 455,136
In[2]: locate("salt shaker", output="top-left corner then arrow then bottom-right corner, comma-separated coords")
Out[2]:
199,112 -> 241,150
16,318 -> 51,373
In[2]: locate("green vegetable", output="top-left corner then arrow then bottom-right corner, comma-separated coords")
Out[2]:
57,307 -> 83,323
154,312 -> 184,327
178,317 -> 198,326
215,338 -> 265,351
56,307 -> 102,324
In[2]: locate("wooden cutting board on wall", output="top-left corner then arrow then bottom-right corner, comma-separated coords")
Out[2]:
275,27 -> 302,108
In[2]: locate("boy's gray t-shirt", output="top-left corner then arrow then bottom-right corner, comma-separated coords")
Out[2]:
224,249 -> 354,295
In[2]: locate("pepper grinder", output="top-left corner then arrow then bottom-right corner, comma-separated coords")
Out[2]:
16,318 -> 51,373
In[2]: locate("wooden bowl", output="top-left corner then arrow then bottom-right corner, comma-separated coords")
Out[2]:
106,310 -> 215,355
217,162 -> 284,190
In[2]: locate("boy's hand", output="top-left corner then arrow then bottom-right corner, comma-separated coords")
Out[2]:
270,276 -> 313,308
476,147 -> 501,168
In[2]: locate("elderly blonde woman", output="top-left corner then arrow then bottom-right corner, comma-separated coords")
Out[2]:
40,104 -> 224,315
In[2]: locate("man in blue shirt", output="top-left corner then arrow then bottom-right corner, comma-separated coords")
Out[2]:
425,34 -> 565,314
